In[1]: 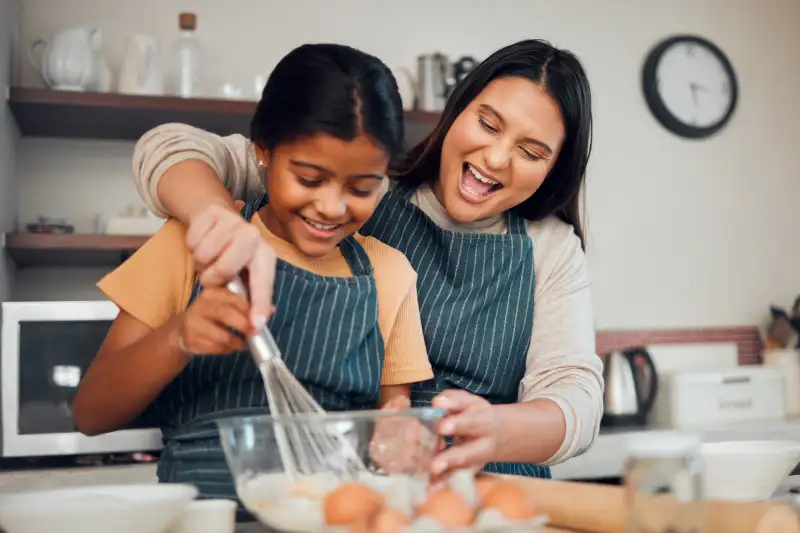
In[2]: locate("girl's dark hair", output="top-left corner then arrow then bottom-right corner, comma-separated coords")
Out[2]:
398,39 -> 593,248
250,43 -> 405,168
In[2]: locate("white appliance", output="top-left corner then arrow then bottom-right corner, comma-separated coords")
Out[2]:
0,301 -> 162,457
651,366 -> 786,429
647,342 -> 739,373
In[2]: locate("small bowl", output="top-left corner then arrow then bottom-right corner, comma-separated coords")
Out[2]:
169,499 -> 237,533
0,483 -> 197,533
701,440 -> 800,501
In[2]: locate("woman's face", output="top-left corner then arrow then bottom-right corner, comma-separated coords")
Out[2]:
256,134 -> 389,257
437,76 -> 566,223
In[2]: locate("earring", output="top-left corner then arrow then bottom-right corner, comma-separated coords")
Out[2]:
257,160 -> 266,169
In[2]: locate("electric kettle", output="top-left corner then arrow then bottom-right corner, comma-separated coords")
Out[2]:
601,347 -> 658,427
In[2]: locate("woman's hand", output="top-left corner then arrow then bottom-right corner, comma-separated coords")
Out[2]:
186,203 -> 277,329
430,390 -> 501,479
177,286 -> 252,356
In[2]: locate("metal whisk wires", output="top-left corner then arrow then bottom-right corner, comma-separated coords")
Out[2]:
226,276 -> 365,481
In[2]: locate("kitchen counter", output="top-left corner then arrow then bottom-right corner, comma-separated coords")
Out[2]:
234,522 -> 583,533
0,418 -> 798,494
0,462 -> 157,493
551,417 -> 800,480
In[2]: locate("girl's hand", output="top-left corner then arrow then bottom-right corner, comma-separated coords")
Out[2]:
177,286 -> 252,356
369,396 -> 440,475
430,390 -> 500,479
187,203 -> 277,330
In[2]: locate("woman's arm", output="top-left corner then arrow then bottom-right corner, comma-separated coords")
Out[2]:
512,218 -> 604,465
430,218 -> 603,473
132,123 -> 263,220
132,124 -> 277,328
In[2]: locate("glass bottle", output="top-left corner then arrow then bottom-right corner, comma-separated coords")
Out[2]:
624,433 -> 704,533
170,12 -> 202,97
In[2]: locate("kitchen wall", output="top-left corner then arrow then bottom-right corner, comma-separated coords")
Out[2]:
9,0 -> 800,329
0,0 -> 21,302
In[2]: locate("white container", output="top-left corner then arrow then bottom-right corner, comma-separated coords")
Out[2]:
28,26 -> 98,90
701,440 -> 800,501
651,366 -> 786,429
623,434 -> 704,533
763,349 -> 800,417
118,34 -> 164,95
170,499 -> 236,533
0,484 -> 197,533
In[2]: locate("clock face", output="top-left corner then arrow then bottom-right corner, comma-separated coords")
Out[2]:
642,35 -> 738,138
655,41 -> 733,129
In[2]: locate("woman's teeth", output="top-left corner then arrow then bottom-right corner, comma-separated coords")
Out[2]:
468,165 -> 499,187
462,164 -> 501,198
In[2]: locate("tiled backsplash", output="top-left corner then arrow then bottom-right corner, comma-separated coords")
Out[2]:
596,326 -> 763,365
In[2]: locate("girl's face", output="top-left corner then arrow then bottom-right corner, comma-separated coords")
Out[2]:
256,134 -> 389,257
437,76 -> 566,223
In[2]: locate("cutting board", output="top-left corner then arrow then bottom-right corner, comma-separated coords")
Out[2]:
504,476 -> 799,533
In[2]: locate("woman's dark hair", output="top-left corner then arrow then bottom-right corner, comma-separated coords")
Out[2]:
398,39 -> 593,248
250,43 -> 405,168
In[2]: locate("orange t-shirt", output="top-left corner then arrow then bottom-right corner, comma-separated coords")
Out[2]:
97,216 -> 433,386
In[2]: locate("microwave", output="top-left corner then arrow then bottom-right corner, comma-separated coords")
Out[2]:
0,301 -> 162,457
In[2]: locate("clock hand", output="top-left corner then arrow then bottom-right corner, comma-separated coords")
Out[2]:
689,83 -> 698,105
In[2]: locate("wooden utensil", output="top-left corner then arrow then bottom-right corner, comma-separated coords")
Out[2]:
502,476 -> 799,533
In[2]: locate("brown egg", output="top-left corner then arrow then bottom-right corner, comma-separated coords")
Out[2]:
475,476 -> 500,502
324,482 -> 384,526
372,506 -> 411,533
417,487 -> 476,528
480,481 -> 538,520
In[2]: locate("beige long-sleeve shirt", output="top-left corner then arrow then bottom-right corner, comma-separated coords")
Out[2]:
131,123 -> 604,466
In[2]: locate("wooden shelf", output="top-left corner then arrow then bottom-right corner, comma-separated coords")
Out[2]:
4,89 -> 441,268
5,233 -> 148,268
7,87 -> 440,143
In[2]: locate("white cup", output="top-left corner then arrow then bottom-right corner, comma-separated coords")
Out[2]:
170,499 -> 237,533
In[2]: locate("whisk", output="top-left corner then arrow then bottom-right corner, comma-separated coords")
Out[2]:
226,276 -> 366,481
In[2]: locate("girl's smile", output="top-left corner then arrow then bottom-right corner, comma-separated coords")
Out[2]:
255,134 -> 389,258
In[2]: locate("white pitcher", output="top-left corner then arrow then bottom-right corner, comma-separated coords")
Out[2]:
29,26 -> 98,91
117,34 -> 164,95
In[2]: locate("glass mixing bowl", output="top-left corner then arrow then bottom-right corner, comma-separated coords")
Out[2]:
216,408 -> 444,532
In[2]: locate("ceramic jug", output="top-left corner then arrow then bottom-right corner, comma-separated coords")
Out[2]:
117,34 -> 164,95
29,26 -> 99,91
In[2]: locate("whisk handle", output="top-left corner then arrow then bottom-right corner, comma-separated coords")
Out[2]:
226,275 -> 282,364
226,277 -> 248,299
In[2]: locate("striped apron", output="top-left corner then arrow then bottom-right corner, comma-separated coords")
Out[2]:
150,196 -> 385,520
362,183 -> 549,478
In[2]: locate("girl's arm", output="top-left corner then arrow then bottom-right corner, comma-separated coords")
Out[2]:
379,385 -> 411,407
73,286 -> 250,436
72,312 -> 187,436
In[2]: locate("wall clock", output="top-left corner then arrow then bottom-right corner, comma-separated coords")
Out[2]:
642,35 -> 738,139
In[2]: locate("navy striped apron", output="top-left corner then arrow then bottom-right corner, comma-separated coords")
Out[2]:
361,183 -> 548,478
151,196 -> 385,520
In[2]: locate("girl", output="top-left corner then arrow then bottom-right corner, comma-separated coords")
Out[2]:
126,39 -> 604,480
72,43 -> 434,513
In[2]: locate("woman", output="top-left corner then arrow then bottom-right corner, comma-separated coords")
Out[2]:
130,39 -> 603,479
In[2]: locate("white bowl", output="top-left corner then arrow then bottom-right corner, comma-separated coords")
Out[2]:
701,440 -> 800,501
169,499 -> 237,533
0,483 -> 198,533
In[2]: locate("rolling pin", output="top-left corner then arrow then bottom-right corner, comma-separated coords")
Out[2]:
502,476 -> 799,533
